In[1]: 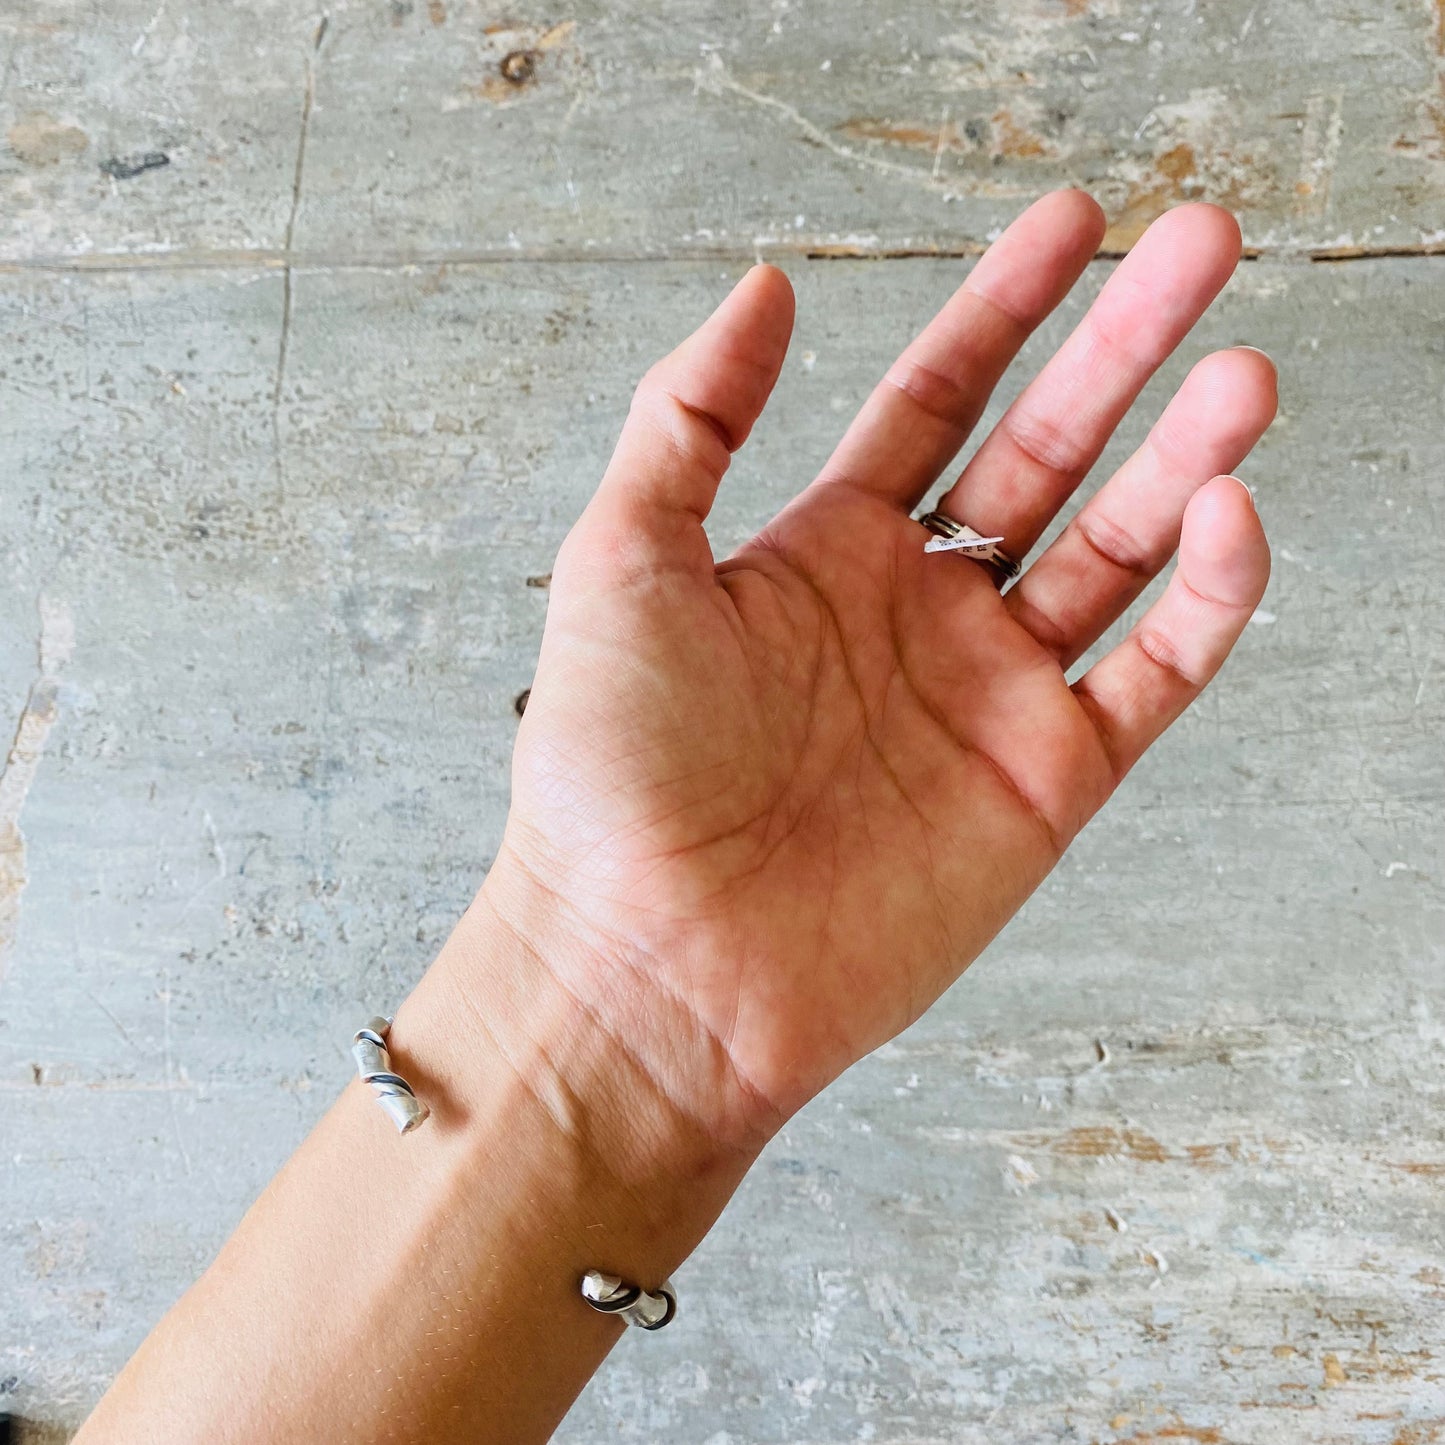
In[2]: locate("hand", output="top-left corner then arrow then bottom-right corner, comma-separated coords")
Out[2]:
485,191 -> 1274,1153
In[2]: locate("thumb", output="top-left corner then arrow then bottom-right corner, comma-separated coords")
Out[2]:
580,264 -> 795,578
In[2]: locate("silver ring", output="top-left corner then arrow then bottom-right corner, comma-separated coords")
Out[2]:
918,510 -> 1020,581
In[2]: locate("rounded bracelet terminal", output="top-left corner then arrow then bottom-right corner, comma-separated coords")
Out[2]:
351,1016 -> 430,1134
580,1270 -> 677,1330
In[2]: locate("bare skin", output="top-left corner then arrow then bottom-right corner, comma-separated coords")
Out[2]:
77,191 -> 1274,1445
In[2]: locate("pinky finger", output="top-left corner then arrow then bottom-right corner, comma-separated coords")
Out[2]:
1073,475 -> 1269,781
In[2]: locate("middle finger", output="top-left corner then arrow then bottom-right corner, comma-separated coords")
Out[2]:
931,203 -> 1242,566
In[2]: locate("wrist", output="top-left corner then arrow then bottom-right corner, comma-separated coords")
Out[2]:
387,854 -> 763,1288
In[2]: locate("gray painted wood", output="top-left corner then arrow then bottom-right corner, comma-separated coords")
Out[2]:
1,251 -> 1442,1441
3,0 -> 1445,264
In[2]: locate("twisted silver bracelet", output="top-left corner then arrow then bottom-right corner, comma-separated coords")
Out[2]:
351,1017 -> 430,1133
350,1014 -> 676,1328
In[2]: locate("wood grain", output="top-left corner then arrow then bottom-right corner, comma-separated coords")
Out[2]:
2,1 -> 1445,263
0,253 -> 1440,1440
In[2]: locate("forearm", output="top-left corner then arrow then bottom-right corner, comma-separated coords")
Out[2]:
77,869 -> 757,1445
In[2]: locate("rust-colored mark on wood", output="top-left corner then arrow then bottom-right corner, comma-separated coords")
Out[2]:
535,20 -> 576,49
0,598 -> 74,981
838,109 -> 1052,163
427,0 -> 446,23
475,20 -> 577,104
1394,0 -> 1445,155
838,118 -> 964,153
1182,1140 -> 1243,1170
1102,143 -> 1198,251
1119,1424 -> 1227,1443
1322,1352 -> 1348,1387
7,112 -> 88,166
1048,1126 -> 1170,1162
1388,1422 -> 1445,1445
990,108 -> 1051,159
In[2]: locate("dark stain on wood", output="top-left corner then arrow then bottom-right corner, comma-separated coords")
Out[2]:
500,50 -> 539,86
100,151 -> 170,181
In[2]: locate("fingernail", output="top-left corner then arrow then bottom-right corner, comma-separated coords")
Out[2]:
1221,474 -> 1256,509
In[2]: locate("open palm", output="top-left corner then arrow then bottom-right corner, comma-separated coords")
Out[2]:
492,192 -> 1274,1149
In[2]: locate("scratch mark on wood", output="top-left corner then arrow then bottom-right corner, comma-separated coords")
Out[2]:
159,967 -> 192,1176
272,23 -> 324,493
693,55 -> 1009,200
0,597 -> 73,982
931,106 -> 951,179
85,992 -> 148,1057
130,0 -> 167,56
1295,93 -> 1343,216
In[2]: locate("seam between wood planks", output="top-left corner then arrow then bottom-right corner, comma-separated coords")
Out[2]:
2,241 -> 1445,275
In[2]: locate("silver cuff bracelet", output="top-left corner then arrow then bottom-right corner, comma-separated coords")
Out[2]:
580,1270 -> 677,1330
351,1016 -> 430,1133
350,1015 -> 676,1329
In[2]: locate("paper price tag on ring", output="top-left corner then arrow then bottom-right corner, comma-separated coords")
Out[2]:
917,511 -> 1021,578
923,533 -> 1005,555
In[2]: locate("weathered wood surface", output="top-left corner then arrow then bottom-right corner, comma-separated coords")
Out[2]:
3,0 -> 1445,264
1,252 -> 1442,1441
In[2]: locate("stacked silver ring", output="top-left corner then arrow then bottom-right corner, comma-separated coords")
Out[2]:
918,510 -> 1020,580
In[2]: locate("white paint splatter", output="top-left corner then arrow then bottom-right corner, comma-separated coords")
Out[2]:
1004,1154 -> 1040,1192
0,597 -> 74,979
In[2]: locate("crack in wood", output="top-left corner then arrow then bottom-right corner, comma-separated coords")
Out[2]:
271,24 -> 324,495
1,241 -> 1444,273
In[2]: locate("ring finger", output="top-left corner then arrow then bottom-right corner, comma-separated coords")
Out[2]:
1006,345 -> 1278,667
